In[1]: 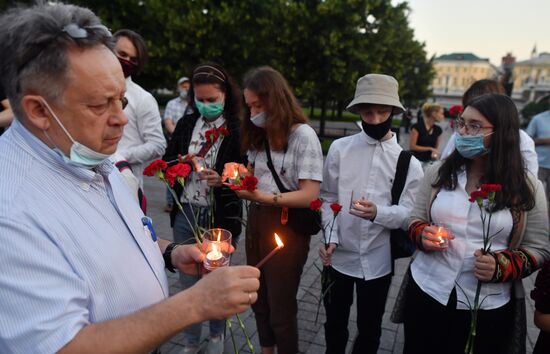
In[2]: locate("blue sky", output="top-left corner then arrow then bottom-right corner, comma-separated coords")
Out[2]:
403,0 -> 550,65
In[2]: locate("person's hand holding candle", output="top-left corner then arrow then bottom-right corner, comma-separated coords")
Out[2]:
420,224 -> 455,252
349,197 -> 377,221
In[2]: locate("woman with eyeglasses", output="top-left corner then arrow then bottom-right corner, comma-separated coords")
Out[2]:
441,79 -> 538,175
163,62 -> 246,354
401,94 -> 550,354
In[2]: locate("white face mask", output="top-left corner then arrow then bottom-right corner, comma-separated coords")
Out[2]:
250,111 -> 267,128
41,99 -> 112,168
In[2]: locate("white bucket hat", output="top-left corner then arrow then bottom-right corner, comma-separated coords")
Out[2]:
346,74 -> 405,114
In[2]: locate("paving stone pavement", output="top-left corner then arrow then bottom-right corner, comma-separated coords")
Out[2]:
146,122 -> 541,354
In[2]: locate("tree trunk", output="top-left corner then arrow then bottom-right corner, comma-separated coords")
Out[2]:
337,100 -> 344,119
319,98 -> 327,137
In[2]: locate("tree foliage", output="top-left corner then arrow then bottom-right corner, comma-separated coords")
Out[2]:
1,0 -> 434,125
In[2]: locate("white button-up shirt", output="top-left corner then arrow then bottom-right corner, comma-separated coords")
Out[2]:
411,170 -> 513,310
117,77 -> 166,188
321,132 -> 423,280
0,120 -> 168,354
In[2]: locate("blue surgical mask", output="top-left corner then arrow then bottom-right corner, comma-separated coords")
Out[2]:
41,99 -> 112,168
455,132 -> 493,159
250,111 -> 267,128
179,89 -> 188,99
195,100 -> 224,121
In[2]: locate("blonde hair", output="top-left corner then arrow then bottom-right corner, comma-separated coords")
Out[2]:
421,103 -> 443,119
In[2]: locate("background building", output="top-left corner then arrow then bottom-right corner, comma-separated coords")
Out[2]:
431,52 -> 498,107
512,51 -> 550,102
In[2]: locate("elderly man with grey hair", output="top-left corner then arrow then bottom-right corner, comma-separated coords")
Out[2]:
0,3 -> 259,354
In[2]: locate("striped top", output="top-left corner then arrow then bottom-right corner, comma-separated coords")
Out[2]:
0,120 -> 168,354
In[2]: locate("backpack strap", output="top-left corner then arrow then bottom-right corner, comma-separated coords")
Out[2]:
115,160 -> 133,173
391,151 -> 412,205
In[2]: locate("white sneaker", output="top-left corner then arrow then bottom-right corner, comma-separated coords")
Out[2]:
205,334 -> 224,354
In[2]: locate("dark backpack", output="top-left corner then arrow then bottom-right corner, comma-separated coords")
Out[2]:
390,151 -> 416,261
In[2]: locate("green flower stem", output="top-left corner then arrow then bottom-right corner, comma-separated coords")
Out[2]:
236,314 -> 255,353
162,179 -> 202,245
226,318 -> 239,354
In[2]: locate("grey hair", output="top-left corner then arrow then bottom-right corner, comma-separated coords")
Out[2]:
0,2 -> 115,119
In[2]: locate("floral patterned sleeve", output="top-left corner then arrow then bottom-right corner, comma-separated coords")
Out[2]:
531,261 -> 550,314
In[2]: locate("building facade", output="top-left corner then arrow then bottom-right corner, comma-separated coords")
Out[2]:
432,53 -> 498,96
512,52 -> 550,102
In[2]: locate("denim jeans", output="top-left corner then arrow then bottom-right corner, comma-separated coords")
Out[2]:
165,187 -> 174,205
173,204 -> 224,346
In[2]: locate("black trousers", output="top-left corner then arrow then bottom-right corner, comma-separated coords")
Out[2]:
323,267 -> 392,354
403,272 -> 514,354
246,204 -> 311,354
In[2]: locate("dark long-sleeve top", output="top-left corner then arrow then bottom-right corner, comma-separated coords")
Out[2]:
163,111 -> 247,238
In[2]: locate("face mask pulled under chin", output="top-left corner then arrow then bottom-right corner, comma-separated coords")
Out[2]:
41,99 -> 112,168
361,116 -> 393,140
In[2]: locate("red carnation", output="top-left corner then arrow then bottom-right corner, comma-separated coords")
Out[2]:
143,159 -> 168,176
229,175 -> 258,192
480,184 -> 502,193
241,175 -> 258,192
449,105 -> 463,118
330,203 -> 343,216
205,129 -> 219,143
469,190 -> 489,203
310,199 -> 322,212
218,127 -> 230,137
165,163 -> 191,187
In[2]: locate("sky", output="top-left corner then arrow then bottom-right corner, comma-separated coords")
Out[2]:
403,0 -> 550,65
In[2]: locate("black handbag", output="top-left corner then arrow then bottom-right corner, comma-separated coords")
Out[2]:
264,141 -> 321,236
390,150 -> 416,260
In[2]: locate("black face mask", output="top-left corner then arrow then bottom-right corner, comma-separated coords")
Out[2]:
361,115 -> 393,140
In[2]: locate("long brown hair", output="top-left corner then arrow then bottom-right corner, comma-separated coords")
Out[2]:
241,66 -> 308,152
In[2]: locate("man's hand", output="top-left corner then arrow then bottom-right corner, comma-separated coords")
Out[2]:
190,266 -> 260,320
473,249 -> 496,282
349,199 -> 377,220
319,243 -> 337,266
171,243 -> 236,276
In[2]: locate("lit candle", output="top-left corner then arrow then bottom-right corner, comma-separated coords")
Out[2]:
206,242 -> 223,267
204,229 -> 230,270
255,233 -> 285,268
436,226 -> 448,247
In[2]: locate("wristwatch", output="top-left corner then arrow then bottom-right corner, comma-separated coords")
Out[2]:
163,242 -> 183,273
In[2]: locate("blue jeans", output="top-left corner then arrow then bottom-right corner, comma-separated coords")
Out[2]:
173,204 -> 224,346
165,187 -> 174,205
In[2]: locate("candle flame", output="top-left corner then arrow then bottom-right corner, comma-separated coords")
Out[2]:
212,242 -> 219,253
233,170 -> 239,178
216,230 -> 221,242
274,233 -> 284,248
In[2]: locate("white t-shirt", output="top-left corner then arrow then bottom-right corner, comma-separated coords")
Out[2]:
248,124 -> 323,193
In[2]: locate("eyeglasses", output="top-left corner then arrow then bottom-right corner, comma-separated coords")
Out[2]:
454,118 -> 493,135
17,23 -> 112,74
